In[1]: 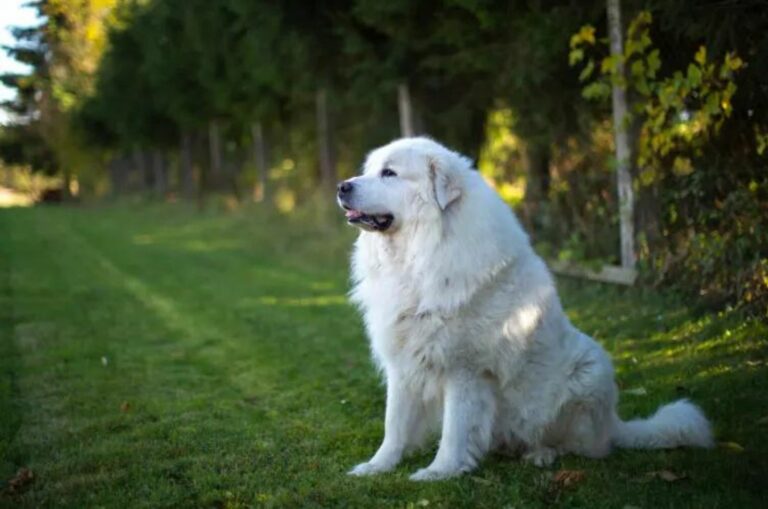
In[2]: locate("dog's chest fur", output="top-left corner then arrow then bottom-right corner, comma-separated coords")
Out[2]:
351,235 -> 456,375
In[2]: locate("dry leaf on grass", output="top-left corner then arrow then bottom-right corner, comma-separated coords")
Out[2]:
551,469 -> 586,489
643,470 -> 688,482
624,387 -> 648,396
5,468 -> 34,494
120,401 -> 131,412
469,475 -> 495,486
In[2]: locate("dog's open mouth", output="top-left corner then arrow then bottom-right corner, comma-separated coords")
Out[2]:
344,207 -> 394,231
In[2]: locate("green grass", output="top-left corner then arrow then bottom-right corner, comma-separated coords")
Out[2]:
0,202 -> 766,508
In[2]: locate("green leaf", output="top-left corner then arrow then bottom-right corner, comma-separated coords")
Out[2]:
569,48 -> 585,66
582,81 -> 611,100
687,64 -> 702,87
578,60 -> 594,81
630,59 -> 645,77
646,49 -> 661,77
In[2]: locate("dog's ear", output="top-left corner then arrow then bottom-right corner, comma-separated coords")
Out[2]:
429,157 -> 461,210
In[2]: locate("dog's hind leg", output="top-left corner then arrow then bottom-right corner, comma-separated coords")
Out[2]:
349,371 -> 425,476
559,402 -> 612,459
410,372 -> 495,481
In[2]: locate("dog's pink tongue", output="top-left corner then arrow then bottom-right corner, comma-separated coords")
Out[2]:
345,209 -> 363,219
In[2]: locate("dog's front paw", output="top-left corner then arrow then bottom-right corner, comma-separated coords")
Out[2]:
348,461 -> 393,476
409,466 -> 464,481
523,447 -> 557,467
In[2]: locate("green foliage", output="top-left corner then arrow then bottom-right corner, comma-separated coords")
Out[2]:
570,10 -> 766,316
571,11 -> 743,186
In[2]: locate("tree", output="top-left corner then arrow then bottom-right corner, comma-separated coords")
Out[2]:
607,0 -> 636,270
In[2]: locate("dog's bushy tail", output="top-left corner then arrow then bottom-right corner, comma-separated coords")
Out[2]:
611,399 -> 714,449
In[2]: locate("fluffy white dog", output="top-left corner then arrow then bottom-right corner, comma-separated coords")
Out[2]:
337,137 -> 713,481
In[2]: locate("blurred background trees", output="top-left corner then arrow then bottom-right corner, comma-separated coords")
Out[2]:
1,0 -> 766,314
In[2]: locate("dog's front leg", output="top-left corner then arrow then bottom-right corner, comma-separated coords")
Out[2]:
410,372 -> 495,481
349,371 -> 423,476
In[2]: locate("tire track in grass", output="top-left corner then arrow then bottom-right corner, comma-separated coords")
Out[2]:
59,210 -> 375,485
68,206 -> 370,401
63,208 -> 386,481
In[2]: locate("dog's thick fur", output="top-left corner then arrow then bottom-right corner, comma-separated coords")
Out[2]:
338,137 -> 713,481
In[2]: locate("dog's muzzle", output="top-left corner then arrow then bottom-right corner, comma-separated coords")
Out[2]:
337,180 -> 394,232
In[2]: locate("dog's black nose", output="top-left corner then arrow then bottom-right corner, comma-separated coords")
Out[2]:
337,181 -> 354,197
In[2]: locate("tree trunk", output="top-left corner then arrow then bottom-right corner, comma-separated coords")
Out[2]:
398,82 -> 415,137
607,0 -> 636,270
224,149 -> 242,201
523,142 -> 551,234
108,155 -> 129,198
208,119 -> 223,189
180,130 -> 195,199
251,121 -> 268,202
133,148 -> 151,193
152,150 -> 167,198
316,88 -> 335,187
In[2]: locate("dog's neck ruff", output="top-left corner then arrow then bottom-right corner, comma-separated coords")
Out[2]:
355,217 -> 521,317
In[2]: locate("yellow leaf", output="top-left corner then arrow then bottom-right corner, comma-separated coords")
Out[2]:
579,25 -> 596,45
726,53 -> 744,71
695,46 -> 707,65
673,156 -> 694,176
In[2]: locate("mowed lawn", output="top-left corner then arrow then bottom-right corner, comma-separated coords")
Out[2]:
1,203 -> 767,508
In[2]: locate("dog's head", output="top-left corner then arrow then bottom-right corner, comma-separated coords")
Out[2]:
337,137 -> 470,233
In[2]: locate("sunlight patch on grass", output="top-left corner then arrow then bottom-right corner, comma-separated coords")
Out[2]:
132,234 -> 155,245
82,234 -> 224,343
181,239 -> 242,253
252,295 -> 349,307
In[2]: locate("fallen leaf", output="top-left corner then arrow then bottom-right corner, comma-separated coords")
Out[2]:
718,441 -> 745,452
644,470 -> 687,482
5,467 -> 34,494
658,470 -> 686,482
624,387 -> 647,396
120,401 -> 131,412
469,475 -> 495,486
552,469 -> 586,489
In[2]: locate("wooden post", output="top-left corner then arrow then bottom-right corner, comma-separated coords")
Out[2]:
251,122 -> 268,202
607,0 -> 636,270
398,82 -> 414,137
152,150 -> 167,198
316,88 -> 335,187
132,148 -> 151,193
108,156 -> 123,197
208,119 -> 222,187
179,130 -> 195,199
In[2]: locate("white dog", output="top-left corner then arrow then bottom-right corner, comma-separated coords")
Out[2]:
337,137 -> 713,481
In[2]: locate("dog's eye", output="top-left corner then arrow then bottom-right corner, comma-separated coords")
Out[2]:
380,168 -> 397,178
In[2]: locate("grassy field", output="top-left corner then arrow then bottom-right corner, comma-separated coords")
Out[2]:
1,202 -> 766,508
